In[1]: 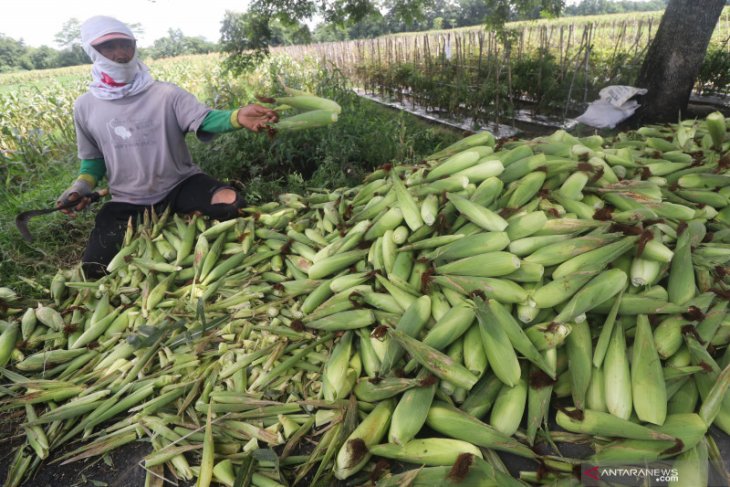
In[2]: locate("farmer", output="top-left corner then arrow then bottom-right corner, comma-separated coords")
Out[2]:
57,15 -> 278,278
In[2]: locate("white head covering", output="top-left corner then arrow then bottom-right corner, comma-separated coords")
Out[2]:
80,15 -> 154,100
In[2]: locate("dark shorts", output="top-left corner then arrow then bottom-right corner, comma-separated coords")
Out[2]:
82,173 -> 243,278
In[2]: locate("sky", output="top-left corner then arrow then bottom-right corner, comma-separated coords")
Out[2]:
0,0 -> 251,48
1,0 -> 652,48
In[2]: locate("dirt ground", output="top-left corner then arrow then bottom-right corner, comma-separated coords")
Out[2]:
1,411 -> 728,487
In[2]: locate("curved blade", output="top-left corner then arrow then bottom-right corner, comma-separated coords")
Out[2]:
15,191 -> 106,242
15,212 -> 36,242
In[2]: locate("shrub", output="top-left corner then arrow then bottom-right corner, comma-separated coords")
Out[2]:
189,56 -> 459,202
697,46 -> 730,95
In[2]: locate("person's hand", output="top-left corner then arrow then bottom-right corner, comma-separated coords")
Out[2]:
237,104 -> 278,132
57,179 -> 93,217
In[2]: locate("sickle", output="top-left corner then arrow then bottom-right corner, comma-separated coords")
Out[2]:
15,189 -> 109,242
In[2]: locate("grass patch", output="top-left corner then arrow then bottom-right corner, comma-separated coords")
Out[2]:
0,159 -> 95,294
190,71 -> 460,202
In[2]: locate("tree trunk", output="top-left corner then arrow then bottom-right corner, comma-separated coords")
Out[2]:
632,0 -> 725,124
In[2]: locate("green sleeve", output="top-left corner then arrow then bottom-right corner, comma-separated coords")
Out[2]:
79,158 -> 106,186
200,109 -> 240,134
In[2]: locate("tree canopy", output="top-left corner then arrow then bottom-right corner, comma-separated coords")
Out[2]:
223,0 -> 681,53
146,29 -> 218,59
54,19 -> 82,48
220,0 -> 567,69
0,35 -> 26,70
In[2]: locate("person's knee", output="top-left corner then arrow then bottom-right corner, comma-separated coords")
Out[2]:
81,261 -> 107,280
206,188 -> 243,220
211,188 -> 237,205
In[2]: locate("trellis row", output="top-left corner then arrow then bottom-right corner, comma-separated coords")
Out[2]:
273,12 -> 729,124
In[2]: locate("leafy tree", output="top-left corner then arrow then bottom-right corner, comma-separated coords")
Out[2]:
222,0 -> 564,72
27,46 -> 58,70
269,19 -> 313,46
310,0 -> 491,40
146,28 -> 217,59
0,34 -> 26,71
313,22 -> 351,42
481,0 -> 564,28
454,0 -> 492,26
55,45 -> 88,67
183,36 -> 219,55
0,34 -> 65,71
312,22 -> 350,42
219,10 -> 276,73
220,10 -> 313,73
52,25 -> 87,67
347,12 -> 390,39
54,18 -> 82,48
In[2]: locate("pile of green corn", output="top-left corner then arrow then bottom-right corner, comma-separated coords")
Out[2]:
1,111 -> 729,487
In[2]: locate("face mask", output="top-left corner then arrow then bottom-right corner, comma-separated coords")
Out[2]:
90,51 -> 140,86
80,15 -> 154,98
